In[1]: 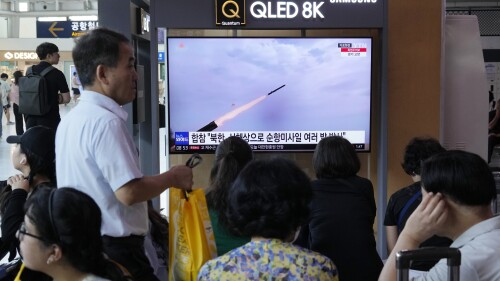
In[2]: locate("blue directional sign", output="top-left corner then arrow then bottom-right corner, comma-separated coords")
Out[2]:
37,21 -> 98,38
158,52 -> 165,63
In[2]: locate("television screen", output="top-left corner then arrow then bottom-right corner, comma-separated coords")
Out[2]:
167,37 -> 373,153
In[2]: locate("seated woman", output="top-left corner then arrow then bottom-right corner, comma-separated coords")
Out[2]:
198,158 -> 338,281
295,136 -> 382,281
205,136 -> 252,256
18,187 -> 132,281
0,126 -> 57,280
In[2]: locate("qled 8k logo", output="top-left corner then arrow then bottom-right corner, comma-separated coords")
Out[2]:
250,1 -> 324,19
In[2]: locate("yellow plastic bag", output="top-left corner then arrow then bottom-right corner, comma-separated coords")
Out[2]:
169,188 -> 217,281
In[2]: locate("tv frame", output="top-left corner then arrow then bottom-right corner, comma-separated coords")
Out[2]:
166,36 -> 374,154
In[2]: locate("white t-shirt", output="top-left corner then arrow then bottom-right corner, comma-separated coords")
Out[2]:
413,216 -> 500,281
0,80 -> 10,105
56,90 -> 146,237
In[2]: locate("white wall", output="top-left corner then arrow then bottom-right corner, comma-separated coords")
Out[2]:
19,17 -> 36,38
0,17 -> 7,38
0,38 -> 75,51
441,15 -> 489,159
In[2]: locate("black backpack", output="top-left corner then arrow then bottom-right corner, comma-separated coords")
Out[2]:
18,66 -> 54,116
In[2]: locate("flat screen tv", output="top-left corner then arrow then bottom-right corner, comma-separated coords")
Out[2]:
167,37 -> 373,153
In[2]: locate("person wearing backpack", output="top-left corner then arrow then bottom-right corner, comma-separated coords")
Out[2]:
384,137 -> 452,271
22,43 -> 70,131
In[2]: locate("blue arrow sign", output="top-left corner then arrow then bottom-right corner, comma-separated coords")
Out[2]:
37,21 -> 98,38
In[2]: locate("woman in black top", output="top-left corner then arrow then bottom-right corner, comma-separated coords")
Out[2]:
295,136 -> 382,281
0,126 -> 56,281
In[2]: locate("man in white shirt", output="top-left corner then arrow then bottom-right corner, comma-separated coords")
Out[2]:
56,28 -> 193,281
379,150 -> 500,281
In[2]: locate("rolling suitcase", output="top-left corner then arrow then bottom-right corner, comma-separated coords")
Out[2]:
396,247 -> 461,281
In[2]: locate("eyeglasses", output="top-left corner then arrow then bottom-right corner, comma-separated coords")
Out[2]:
18,222 -> 45,242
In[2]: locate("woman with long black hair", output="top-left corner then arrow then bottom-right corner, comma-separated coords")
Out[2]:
18,187 -> 132,281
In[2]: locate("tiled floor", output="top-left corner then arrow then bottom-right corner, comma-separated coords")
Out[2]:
0,116 -> 18,180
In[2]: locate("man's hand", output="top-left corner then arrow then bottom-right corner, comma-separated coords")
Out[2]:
116,165 -> 194,206
401,192 -> 448,245
168,164 -> 194,191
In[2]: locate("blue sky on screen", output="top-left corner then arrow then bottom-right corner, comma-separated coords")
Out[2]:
168,38 -> 371,138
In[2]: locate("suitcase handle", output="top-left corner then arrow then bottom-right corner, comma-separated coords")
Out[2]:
396,247 -> 461,281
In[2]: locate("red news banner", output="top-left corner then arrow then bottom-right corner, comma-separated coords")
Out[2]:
340,48 -> 367,57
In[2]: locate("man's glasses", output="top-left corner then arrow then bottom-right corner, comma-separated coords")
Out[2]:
18,222 -> 45,242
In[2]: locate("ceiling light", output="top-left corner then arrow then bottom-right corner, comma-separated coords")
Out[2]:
38,17 -> 68,22
69,16 -> 98,21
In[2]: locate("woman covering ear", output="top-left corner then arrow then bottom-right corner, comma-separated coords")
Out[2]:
18,187 -> 132,281
0,126 -> 57,280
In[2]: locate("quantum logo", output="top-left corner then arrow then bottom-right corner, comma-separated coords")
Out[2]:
216,0 -> 246,25
222,0 -> 240,18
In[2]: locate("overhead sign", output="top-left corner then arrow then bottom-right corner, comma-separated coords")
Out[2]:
37,21 -> 99,38
160,0 -> 384,28
137,8 -> 151,34
1,51 -> 38,61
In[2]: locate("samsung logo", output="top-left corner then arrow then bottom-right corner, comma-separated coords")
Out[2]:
330,0 -> 377,3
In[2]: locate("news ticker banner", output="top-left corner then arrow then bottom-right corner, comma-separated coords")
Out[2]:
175,130 -> 365,145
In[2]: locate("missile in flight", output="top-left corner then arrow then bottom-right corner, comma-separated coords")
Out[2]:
267,84 -> 285,96
197,84 -> 286,132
